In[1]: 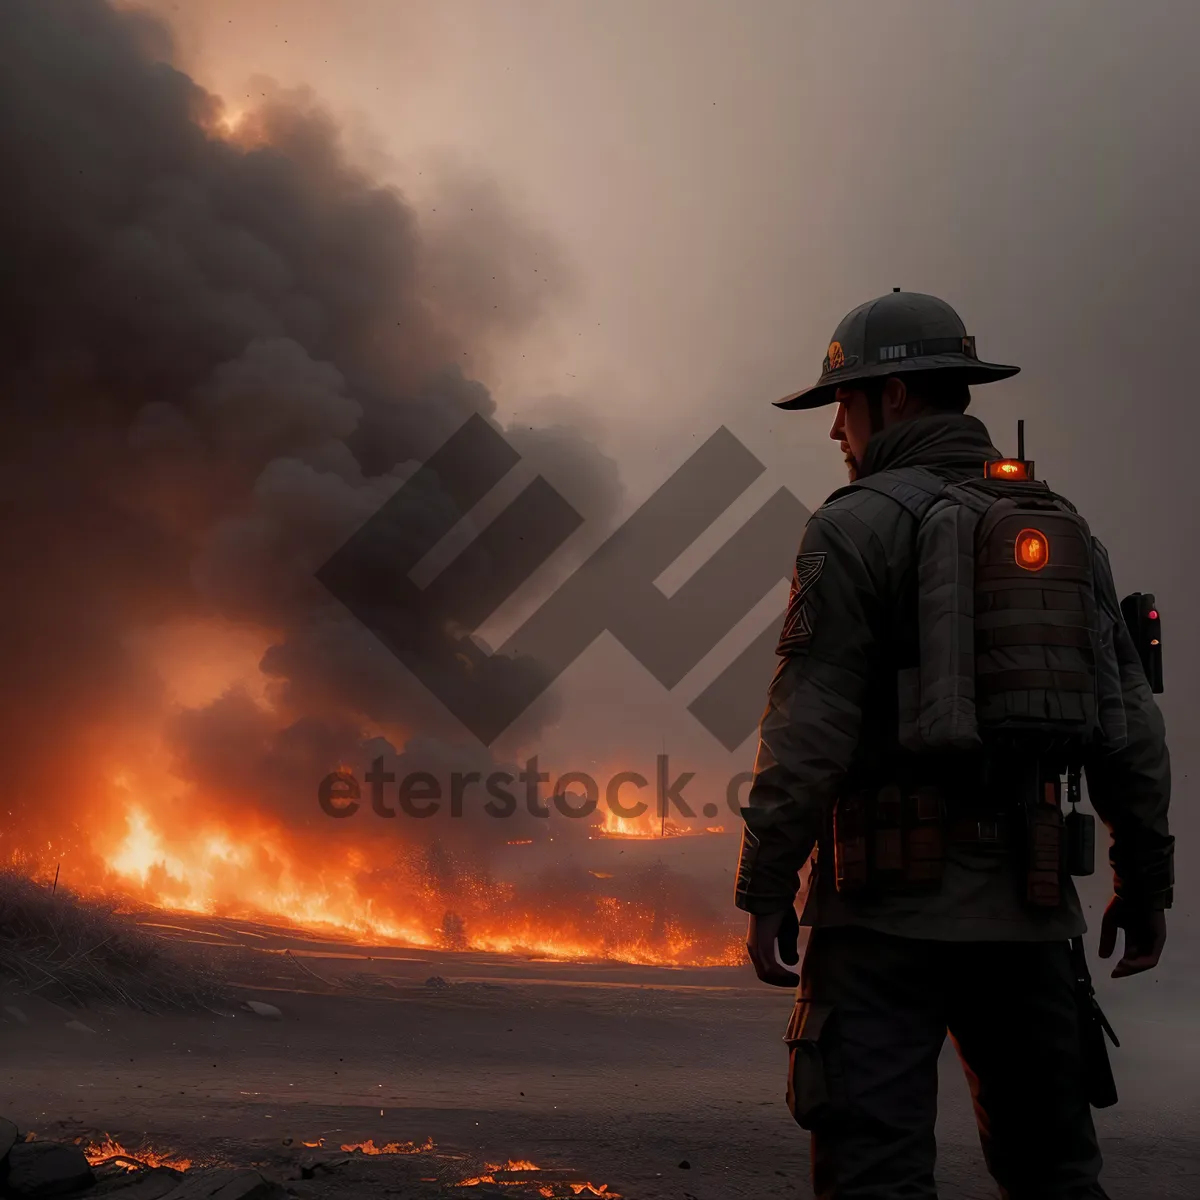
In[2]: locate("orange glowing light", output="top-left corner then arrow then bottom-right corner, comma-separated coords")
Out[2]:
1015,529 -> 1049,571
81,1136 -> 192,1172
985,459 -> 1031,480
93,791 -> 741,966
77,747 -> 743,971
454,1160 -> 619,1196
340,1138 -> 435,1155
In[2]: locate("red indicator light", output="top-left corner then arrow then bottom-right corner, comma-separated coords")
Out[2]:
1015,528 -> 1050,571
1149,610 -> 1158,620
985,458 -> 1030,481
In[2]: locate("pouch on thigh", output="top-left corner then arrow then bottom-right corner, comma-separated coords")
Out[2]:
784,997 -> 840,1130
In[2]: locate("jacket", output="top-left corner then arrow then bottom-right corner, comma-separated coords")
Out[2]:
734,412 -> 1173,940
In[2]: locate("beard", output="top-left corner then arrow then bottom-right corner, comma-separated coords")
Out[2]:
844,452 -> 859,482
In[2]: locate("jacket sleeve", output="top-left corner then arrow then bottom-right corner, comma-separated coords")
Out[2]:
734,504 -> 882,914
1083,540 -> 1174,909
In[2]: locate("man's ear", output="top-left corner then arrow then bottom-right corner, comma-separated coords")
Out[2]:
882,375 -> 909,417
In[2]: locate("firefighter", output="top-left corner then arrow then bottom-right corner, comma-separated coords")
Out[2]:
736,289 -> 1172,1199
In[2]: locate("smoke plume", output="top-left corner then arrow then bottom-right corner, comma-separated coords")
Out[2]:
0,0 -> 627,872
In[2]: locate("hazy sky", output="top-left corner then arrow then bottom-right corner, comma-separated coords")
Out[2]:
155,1 -> 1200,537
156,19 -> 1199,680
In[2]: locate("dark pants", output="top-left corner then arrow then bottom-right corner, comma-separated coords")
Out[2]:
788,927 -> 1107,1200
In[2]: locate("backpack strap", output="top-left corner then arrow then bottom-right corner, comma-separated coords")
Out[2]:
831,465 -> 950,521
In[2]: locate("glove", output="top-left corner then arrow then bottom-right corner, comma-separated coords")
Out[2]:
1098,894 -> 1166,978
745,906 -> 801,987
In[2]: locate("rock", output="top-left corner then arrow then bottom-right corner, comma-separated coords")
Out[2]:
241,1001 -> 282,1020
160,1168 -> 286,1200
0,1115 -> 20,1161
424,976 -> 449,989
64,1019 -> 95,1033
298,1156 -> 349,1180
678,1159 -> 691,1169
88,1166 -> 187,1198
5,1141 -> 94,1197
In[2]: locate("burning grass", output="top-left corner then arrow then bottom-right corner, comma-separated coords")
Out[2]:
339,1137 -> 436,1155
456,1159 -> 619,1197
0,868 -> 232,1012
80,1134 -> 196,1172
96,813 -> 744,967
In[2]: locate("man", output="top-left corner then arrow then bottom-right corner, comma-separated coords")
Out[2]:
735,290 -> 1173,1199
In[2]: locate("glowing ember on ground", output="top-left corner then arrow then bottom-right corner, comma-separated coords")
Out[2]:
80,1135 -> 193,1172
339,1138 -> 435,1155
456,1160 -> 619,1196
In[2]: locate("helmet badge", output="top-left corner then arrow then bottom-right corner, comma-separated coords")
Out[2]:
825,341 -> 846,372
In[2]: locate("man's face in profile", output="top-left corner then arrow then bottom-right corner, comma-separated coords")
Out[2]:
828,386 -> 873,481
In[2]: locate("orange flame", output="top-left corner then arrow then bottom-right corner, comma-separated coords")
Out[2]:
339,1138 -> 435,1155
81,1135 -> 192,1172
455,1159 -> 618,1196
89,774 -> 741,968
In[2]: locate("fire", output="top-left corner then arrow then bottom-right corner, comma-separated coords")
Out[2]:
592,808 -> 691,839
88,771 -> 742,968
81,1135 -> 193,1172
102,800 -> 432,945
456,1159 -> 618,1197
591,802 -> 729,841
339,1138 -> 435,1155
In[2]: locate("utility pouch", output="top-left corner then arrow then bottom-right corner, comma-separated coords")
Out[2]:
1026,778 -> 1064,907
1064,808 -> 1096,877
833,792 -> 870,896
871,784 -> 946,894
1070,936 -> 1119,1108
783,999 -> 837,1129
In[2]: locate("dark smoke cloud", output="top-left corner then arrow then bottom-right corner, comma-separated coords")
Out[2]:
0,0 -> 622,868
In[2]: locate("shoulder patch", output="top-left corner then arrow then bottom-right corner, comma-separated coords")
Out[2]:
776,551 -> 825,655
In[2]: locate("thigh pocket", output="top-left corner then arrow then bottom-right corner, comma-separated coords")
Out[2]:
783,998 -> 837,1130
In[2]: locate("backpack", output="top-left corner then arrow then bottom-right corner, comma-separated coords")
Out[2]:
843,465 -> 1128,758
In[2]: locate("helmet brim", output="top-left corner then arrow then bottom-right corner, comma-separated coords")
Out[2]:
773,356 -> 1021,411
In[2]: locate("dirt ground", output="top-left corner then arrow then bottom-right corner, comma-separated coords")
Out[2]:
3,915 -> 1197,1200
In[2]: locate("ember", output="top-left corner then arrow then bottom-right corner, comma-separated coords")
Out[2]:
80,1134 -> 193,1172
339,1137 -> 435,1155
456,1159 -> 619,1197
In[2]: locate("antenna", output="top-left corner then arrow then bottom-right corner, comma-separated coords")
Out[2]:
660,734 -> 667,837
1017,419 -> 1025,461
